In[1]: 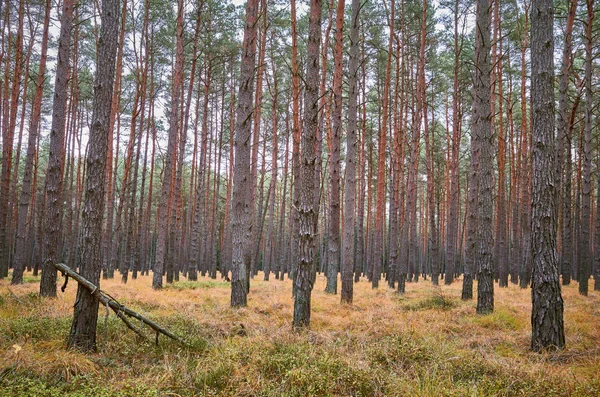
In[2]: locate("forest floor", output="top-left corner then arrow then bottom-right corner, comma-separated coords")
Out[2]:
0,271 -> 599,397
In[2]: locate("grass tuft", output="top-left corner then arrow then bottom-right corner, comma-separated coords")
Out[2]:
402,291 -> 458,311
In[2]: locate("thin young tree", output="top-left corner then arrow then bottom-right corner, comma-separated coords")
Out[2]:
0,0 -> 24,278
408,0 -> 427,285
153,0 -> 184,289
102,0 -> 127,279
290,0 -> 301,286
493,0 -> 508,287
11,0 -> 51,284
446,0 -> 465,286
530,0 -> 566,352
264,48 -> 279,281
519,0 -> 532,289
67,0 -> 120,351
373,0 -> 394,289
579,0 -> 594,296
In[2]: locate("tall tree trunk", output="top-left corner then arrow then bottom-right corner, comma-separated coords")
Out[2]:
355,32 -> 367,283
40,0 -> 75,296
221,65 -> 236,279
8,15 -> 36,276
474,0 -> 494,315
264,54 -> 278,281
67,0 -> 119,352
277,111 -> 290,280
494,1 -> 508,287
102,0 -> 127,279
133,0 -> 152,280
559,0 -> 577,286
341,0 -> 360,303
325,0 -> 345,294
293,0 -> 321,328
230,0 -> 259,307
530,0 -> 565,352
153,0 -> 183,289
373,0 -> 394,289
249,0 -> 267,280
11,0 -> 51,284
595,147 -> 600,290
446,0 -> 464,286
387,39 -> 402,289
0,0 -> 24,277
290,0 -> 302,287
189,62 -> 212,281
507,49 -> 520,285
426,86 -> 439,286
411,0 -> 427,285
519,0 -> 532,289
579,0 -> 594,296
594,147 -> 600,291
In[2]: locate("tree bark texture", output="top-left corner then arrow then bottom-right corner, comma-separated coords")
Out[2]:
152,0 -> 184,289
67,0 -> 120,351
230,0 -> 259,307
473,0 -> 494,314
341,0 -> 360,304
579,0 -> 594,296
11,0 -> 51,284
40,0 -> 75,297
530,0 -> 566,352
558,0 -> 577,286
293,0 -> 321,329
325,0 -> 345,294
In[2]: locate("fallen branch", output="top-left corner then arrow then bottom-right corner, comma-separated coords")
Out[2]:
54,263 -> 187,346
6,287 -> 25,304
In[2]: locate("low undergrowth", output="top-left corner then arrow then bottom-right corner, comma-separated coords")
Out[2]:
164,280 -> 230,291
1,272 -> 598,396
401,292 -> 458,311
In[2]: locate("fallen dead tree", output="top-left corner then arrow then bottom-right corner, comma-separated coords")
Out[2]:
54,263 -> 187,346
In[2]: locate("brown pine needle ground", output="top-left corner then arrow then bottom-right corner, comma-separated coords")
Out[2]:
1,271 -> 599,396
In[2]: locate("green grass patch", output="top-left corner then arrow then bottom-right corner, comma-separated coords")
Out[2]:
22,274 -> 41,284
255,341 -> 377,396
164,280 -> 229,290
0,373 -> 162,397
1,315 -> 71,343
472,307 -> 523,331
402,293 -> 458,311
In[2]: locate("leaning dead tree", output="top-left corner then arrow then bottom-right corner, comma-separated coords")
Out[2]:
55,263 -> 186,346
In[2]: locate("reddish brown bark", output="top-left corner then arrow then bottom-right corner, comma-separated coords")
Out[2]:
559,0 -> 578,286
373,0 -> 395,289
0,0 -> 24,277
40,0 -> 75,296
494,0 -> 508,287
153,0 -> 184,289
325,0 -> 345,294
11,0 -> 51,284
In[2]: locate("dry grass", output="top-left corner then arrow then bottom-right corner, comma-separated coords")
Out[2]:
1,271 -> 599,396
